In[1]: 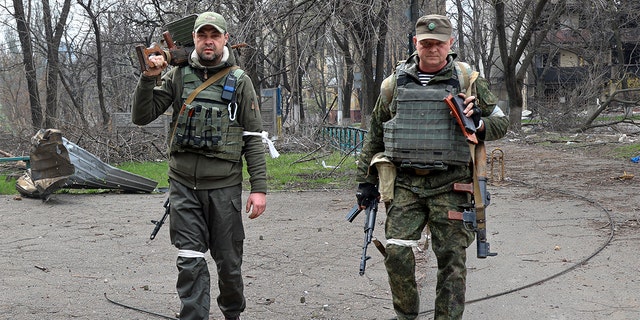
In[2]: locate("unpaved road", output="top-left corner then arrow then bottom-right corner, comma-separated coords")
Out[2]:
1,134 -> 639,320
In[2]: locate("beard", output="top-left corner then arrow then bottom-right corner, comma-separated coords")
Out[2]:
197,47 -> 221,65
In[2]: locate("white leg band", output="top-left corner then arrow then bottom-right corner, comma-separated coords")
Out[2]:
386,239 -> 420,247
178,249 -> 206,258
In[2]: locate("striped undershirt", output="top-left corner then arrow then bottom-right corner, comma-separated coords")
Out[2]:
417,72 -> 434,86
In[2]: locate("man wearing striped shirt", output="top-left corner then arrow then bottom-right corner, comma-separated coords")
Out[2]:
355,14 -> 509,320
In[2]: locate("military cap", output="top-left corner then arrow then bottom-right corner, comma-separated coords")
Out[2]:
194,11 -> 227,34
415,14 -> 452,42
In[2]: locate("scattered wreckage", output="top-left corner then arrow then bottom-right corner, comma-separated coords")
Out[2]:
9,129 -> 157,199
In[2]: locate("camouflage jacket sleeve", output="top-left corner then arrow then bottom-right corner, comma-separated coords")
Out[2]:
356,74 -> 396,184
475,77 -> 509,141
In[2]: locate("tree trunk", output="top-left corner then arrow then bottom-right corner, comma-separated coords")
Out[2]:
342,56 -> 355,122
78,1 -> 109,130
455,0 -> 465,61
332,28 -> 354,123
361,49 -> 375,120
237,0 -> 262,92
42,0 -> 72,129
494,0 -> 554,132
504,59 -> 523,128
374,0 -> 389,99
13,0 -> 43,130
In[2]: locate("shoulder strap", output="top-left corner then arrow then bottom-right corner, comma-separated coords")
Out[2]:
231,68 -> 245,80
222,68 -> 246,102
456,61 -> 487,232
184,66 -> 238,105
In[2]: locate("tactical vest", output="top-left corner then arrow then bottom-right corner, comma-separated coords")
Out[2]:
170,66 -> 245,162
383,64 -> 471,169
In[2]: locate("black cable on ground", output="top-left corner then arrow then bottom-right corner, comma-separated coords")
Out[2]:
104,292 -> 176,319
103,180 -> 615,320
396,180 -> 616,319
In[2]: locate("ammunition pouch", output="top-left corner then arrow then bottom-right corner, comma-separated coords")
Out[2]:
174,104 -> 223,150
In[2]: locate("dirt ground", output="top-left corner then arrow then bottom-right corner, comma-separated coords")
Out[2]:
1,132 -> 639,320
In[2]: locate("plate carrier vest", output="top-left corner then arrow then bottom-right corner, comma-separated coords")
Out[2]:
383,62 -> 471,169
170,66 -> 245,162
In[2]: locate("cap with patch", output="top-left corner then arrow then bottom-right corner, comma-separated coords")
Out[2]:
193,12 -> 227,34
415,14 -> 452,42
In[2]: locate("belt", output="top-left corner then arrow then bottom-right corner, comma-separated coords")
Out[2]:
397,167 -> 432,176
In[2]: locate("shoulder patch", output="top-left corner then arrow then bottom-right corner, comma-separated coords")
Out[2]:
454,61 -> 472,91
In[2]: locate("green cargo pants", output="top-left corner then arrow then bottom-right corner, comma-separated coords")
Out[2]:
384,169 -> 475,320
169,180 -> 246,320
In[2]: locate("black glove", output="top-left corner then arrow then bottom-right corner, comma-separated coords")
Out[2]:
470,101 -> 482,129
356,182 -> 379,207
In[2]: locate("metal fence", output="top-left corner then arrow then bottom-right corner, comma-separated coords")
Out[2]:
321,126 -> 367,154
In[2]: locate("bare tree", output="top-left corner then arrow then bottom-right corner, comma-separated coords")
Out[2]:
336,0 -> 390,129
451,0 -> 498,80
577,0 -> 640,130
332,26 -> 355,123
232,1 -> 262,91
492,0 -> 564,131
0,1 -> 493,137
77,0 -> 110,129
0,42 -> 31,129
41,0 -> 71,129
11,0 -> 42,129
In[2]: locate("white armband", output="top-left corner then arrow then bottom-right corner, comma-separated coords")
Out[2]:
243,131 -> 280,158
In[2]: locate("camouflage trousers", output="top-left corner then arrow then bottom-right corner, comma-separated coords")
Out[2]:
384,171 -> 475,320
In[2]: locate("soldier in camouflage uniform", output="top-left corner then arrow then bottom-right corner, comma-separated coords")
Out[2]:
355,15 -> 509,320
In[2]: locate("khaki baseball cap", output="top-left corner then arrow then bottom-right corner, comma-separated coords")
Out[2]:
415,14 -> 452,42
193,12 -> 227,34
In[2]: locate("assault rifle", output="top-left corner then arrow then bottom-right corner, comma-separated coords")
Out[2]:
445,80 -> 497,258
346,199 -> 384,275
468,142 -> 497,258
446,110 -> 497,258
150,198 -> 170,240
450,163 -> 497,258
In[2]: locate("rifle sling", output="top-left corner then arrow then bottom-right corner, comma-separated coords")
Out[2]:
470,142 -> 487,226
465,71 -> 487,229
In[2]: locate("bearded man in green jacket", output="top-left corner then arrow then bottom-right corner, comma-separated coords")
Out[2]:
131,11 -> 266,320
